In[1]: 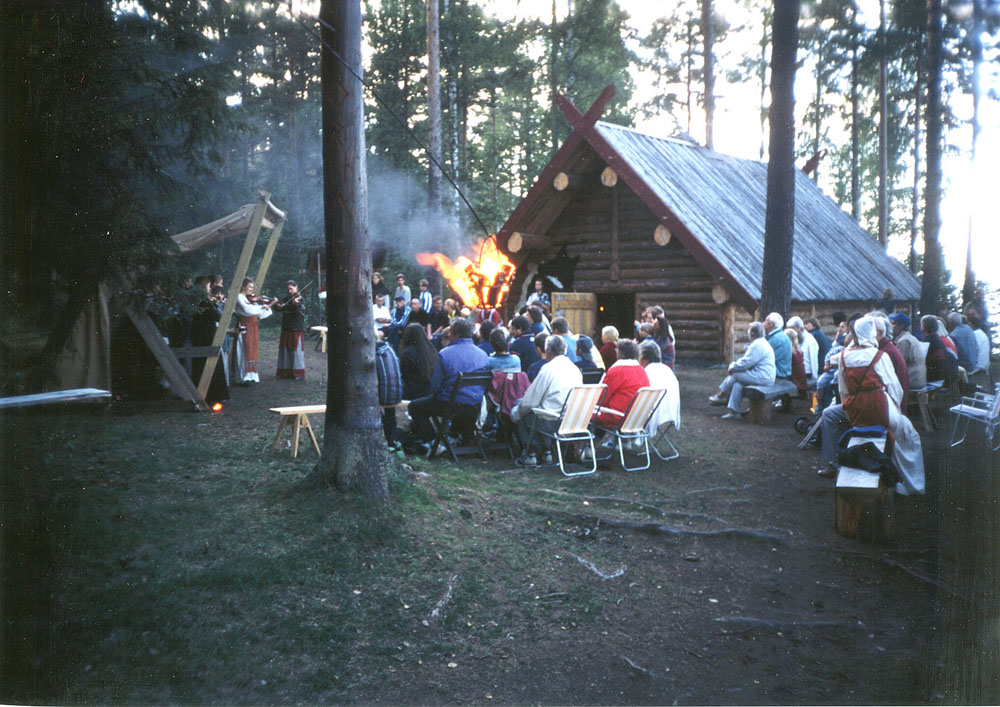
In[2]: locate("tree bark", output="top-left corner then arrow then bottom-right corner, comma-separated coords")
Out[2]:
759,0 -> 799,322
962,0 -> 983,306
317,0 -> 389,500
427,0 -> 442,209
850,4 -> 861,220
701,0 -> 715,150
877,0 -> 889,249
910,51 -> 921,274
920,0 -> 944,316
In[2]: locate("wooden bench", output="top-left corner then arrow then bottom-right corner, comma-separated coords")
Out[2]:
0,388 -> 112,410
835,434 -> 894,543
743,379 -> 800,424
310,325 -> 328,353
270,401 -> 409,458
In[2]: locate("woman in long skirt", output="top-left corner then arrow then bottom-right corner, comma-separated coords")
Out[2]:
234,278 -> 272,384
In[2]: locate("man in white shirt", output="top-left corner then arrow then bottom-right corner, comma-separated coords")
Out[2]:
787,316 -> 819,379
372,294 -> 391,336
511,335 -> 582,465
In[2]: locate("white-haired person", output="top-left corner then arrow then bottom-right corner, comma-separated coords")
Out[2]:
763,312 -> 793,381
599,326 -> 619,369
708,322 -> 776,419
510,334 -> 582,466
638,339 -> 681,435
817,316 -> 924,495
786,316 -> 818,380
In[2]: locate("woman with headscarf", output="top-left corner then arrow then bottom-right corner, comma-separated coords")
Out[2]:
836,316 -> 924,495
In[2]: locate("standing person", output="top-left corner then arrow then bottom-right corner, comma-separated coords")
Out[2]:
417,279 -> 434,313
394,273 -> 411,305
371,271 -> 391,302
190,284 -> 229,405
273,280 -> 307,380
526,277 -> 551,315
372,293 -> 392,337
233,278 -> 272,384
375,333 -> 403,448
653,316 -> 675,369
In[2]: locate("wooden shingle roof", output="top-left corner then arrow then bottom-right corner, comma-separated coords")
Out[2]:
499,88 -> 921,310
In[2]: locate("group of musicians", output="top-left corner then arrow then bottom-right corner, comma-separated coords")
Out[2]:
190,275 -> 307,404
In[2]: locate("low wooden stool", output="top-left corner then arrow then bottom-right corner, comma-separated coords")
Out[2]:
270,404 -> 325,458
835,435 -> 894,543
744,379 -> 800,425
909,381 -> 944,432
310,325 -> 328,353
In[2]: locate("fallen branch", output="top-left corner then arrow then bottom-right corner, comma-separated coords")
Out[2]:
567,552 -> 626,580
621,654 -> 655,679
684,484 -> 751,496
423,574 -> 458,627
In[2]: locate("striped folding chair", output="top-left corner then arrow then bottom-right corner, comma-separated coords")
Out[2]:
594,387 -> 668,471
528,384 -> 606,477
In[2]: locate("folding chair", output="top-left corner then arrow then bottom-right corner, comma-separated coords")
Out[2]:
593,387 -> 667,471
649,421 -> 680,461
581,368 -> 604,385
426,370 -> 495,463
949,383 -> 1000,451
526,384 -> 606,477
485,371 -> 531,459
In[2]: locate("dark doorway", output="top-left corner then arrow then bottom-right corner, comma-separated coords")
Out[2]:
596,292 -> 635,342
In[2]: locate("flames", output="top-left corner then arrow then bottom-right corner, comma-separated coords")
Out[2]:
416,236 -> 516,309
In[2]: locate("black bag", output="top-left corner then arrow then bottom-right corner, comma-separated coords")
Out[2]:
837,442 -> 900,485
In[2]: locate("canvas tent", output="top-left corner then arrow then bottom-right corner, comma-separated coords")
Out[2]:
46,191 -> 286,411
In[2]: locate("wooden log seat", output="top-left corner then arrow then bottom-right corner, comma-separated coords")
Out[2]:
743,379 -> 801,425
835,434 -> 895,543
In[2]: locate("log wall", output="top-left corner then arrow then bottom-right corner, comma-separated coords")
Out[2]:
543,183 -> 723,361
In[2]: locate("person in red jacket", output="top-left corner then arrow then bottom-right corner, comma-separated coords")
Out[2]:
594,339 -> 649,428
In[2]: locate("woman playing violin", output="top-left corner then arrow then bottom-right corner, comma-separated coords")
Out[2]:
272,280 -> 307,380
234,278 -> 272,384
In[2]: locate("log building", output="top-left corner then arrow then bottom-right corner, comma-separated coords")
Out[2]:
498,87 -> 921,362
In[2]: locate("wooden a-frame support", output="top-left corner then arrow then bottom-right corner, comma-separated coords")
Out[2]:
194,190 -> 286,402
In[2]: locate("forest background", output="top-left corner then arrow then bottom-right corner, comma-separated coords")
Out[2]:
2,0 -> 998,380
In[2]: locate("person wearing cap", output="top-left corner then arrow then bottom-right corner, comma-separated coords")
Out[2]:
574,335 -> 600,371
890,312 -> 926,389
394,274 -> 411,306
388,294 -> 410,350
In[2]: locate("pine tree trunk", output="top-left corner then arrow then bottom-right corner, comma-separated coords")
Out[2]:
920,0 -> 944,316
910,51 -> 922,274
877,0 -> 889,249
962,0 -> 983,306
701,0 -> 715,150
850,4 -> 861,220
316,0 -> 389,500
444,0 -> 460,216
760,0 -> 799,321
427,0 -> 442,209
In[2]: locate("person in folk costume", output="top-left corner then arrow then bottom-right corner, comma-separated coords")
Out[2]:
190,280 -> 230,405
819,316 -> 924,495
234,278 -> 273,384
273,280 -> 307,380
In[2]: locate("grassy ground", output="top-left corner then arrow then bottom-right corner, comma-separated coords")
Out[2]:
2,336 -> 998,704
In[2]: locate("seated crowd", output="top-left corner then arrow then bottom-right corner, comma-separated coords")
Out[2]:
370,271 -> 681,464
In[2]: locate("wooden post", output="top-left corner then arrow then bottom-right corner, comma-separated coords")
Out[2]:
197,192 -> 271,398
610,182 -> 620,281
553,172 -> 583,191
721,302 -> 736,362
600,166 -> 618,187
125,303 -> 210,412
254,213 -> 285,291
507,231 -> 549,254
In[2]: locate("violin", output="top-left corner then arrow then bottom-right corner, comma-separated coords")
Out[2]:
247,293 -> 277,306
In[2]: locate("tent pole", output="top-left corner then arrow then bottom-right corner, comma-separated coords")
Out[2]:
254,216 -> 285,291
